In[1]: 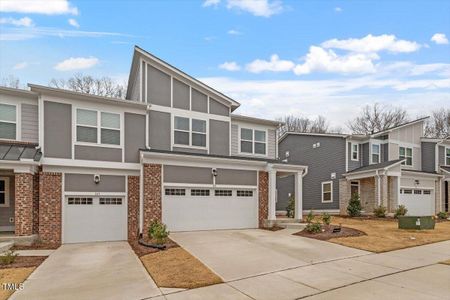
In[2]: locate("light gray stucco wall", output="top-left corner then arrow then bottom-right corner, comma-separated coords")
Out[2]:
65,174 -> 125,193
191,88 -> 208,113
148,110 -> 171,151
125,113 -> 146,163
164,165 -> 213,184
216,169 -> 257,186
209,120 -> 229,156
0,175 -> 14,228
147,65 -> 171,107
74,145 -> 122,162
209,98 -> 229,116
44,101 -> 72,159
21,104 -> 38,143
172,78 -> 190,110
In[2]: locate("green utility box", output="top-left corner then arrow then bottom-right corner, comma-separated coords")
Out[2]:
398,216 -> 435,230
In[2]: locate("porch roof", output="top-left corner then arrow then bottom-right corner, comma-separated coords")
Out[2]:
344,159 -> 404,176
440,166 -> 450,174
0,141 -> 42,162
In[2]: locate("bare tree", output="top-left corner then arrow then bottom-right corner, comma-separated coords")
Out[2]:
49,74 -> 127,99
348,103 -> 409,134
425,108 -> 450,138
277,115 -> 339,136
1,75 -> 21,89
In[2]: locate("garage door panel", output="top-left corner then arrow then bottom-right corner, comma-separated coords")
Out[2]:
399,188 -> 434,216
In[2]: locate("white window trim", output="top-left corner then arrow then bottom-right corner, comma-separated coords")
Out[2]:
172,115 -> 208,150
238,126 -> 268,157
321,181 -> 333,203
370,143 -> 381,164
74,108 -> 122,149
0,102 -> 20,141
0,177 -> 10,208
351,142 -> 359,161
350,180 -> 360,196
446,147 -> 450,166
399,146 -> 413,166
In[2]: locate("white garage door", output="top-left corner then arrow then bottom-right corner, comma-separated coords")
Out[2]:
64,196 -> 127,243
399,188 -> 434,216
162,187 -> 258,231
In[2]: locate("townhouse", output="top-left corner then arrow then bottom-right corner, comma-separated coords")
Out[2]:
0,46 -> 307,245
277,118 -> 449,216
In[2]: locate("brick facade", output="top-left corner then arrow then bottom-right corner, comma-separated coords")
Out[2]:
127,175 -> 140,241
360,177 -> 376,213
258,171 -> 268,228
339,179 -> 350,215
32,173 -> 40,234
14,173 -> 34,236
435,179 -> 441,214
143,164 -> 162,234
39,172 -> 62,245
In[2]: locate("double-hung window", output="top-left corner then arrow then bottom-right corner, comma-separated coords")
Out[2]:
77,109 -> 120,145
371,143 -> 380,164
321,181 -> 333,203
174,116 -> 206,147
0,104 -> 17,140
399,146 -> 413,166
0,177 -> 10,207
240,128 -> 266,155
351,143 -> 359,161
446,148 -> 450,165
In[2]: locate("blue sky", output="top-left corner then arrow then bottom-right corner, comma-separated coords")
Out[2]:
1,0 -> 449,128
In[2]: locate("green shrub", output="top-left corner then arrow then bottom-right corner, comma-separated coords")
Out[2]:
305,210 -> 314,223
305,222 -> 322,233
147,219 -> 160,239
437,211 -> 448,220
347,193 -> 362,217
394,205 -> 408,218
286,195 -> 295,218
148,221 -> 170,245
373,205 -> 387,218
0,250 -> 18,265
322,212 -> 331,225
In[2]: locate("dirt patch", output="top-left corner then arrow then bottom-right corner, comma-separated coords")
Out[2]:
129,238 -> 179,257
261,226 -> 285,232
294,225 -> 365,240
0,256 -> 47,269
440,259 -> 450,265
140,247 -> 223,289
0,267 -> 35,300
12,243 -> 60,251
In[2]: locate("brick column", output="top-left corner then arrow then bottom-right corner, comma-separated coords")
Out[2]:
32,173 -> 40,234
39,172 -> 62,245
127,175 -> 140,241
258,171 -> 268,228
15,173 -> 34,236
339,179 -> 350,215
380,175 -> 388,208
435,179 -> 441,214
143,164 -> 162,234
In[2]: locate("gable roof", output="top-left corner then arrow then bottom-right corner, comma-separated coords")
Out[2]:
371,117 -> 429,137
231,114 -> 283,127
344,159 -> 404,175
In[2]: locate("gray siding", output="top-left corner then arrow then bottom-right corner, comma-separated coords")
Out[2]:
277,175 -> 294,212
74,145 -> 122,162
147,65 -> 171,107
44,101 -> 72,159
268,129 -> 276,159
277,135 -> 345,210
21,104 -> 38,143
382,143 -> 389,162
65,174 -> 125,193
230,124 -> 239,155
361,143 -> 369,166
191,88 -> 208,113
421,142 -> 436,172
164,165 -> 213,184
438,145 -> 446,166
0,175 -> 14,228
209,120 -> 229,156
216,169 -> 257,186
172,147 -> 208,154
347,142 -> 361,171
209,98 -> 229,116
125,113 -> 146,163
172,78 -> 190,110
148,111 -> 171,150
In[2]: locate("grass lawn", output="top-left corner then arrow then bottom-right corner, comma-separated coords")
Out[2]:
140,247 -> 222,289
0,267 -> 35,300
328,216 -> 450,252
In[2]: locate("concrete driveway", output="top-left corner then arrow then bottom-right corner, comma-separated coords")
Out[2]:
11,242 -> 161,300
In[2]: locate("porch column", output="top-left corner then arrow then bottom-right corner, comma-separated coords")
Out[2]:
381,175 -> 388,208
268,169 -> 277,221
294,171 -> 303,220
15,172 -> 34,236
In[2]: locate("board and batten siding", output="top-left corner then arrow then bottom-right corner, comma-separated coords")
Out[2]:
21,104 -> 38,143
421,142 -> 436,173
230,123 -> 277,159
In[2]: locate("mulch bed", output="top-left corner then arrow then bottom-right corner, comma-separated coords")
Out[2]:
0,256 -> 47,269
12,243 -> 60,251
129,237 -> 179,257
261,226 -> 285,231
294,225 -> 366,241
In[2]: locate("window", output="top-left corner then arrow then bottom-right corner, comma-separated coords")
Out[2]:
351,143 -> 359,161
0,104 -> 17,140
414,190 -> 422,195
165,189 -> 186,196
240,128 -> 266,155
423,190 -> 431,195
446,148 -> 450,165
237,190 -> 253,197
67,197 -> 93,205
399,147 -> 413,166
174,117 -> 207,147
215,190 -> 232,196
403,189 -> 412,194
191,189 -> 210,196
0,177 -> 10,207
350,181 -> 359,196
77,109 -> 120,145
322,181 -> 333,203
99,197 -> 122,205
371,143 -> 380,164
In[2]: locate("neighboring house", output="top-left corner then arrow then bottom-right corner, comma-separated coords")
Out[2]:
0,46 -> 307,245
277,118 -> 447,216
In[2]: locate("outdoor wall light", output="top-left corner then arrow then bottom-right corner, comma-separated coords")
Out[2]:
212,168 -> 218,177
415,179 -> 420,185
94,174 -> 101,184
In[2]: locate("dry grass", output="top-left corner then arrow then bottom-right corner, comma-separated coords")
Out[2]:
440,260 -> 450,265
329,216 -> 450,253
140,247 -> 222,289
0,267 -> 35,300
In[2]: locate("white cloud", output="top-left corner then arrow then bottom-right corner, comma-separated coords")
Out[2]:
431,33 -> 449,45
0,27 -> 127,41
0,0 -> 78,15
219,61 -> 241,71
13,62 -> 28,70
203,0 -> 221,7
0,17 -> 34,27
227,29 -> 242,35
226,0 -> 283,17
246,54 -> 295,73
68,18 -> 79,28
54,56 -> 99,71
294,46 -> 378,75
322,34 -> 421,53
335,7 -> 342,12
410,63 -> 450,76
